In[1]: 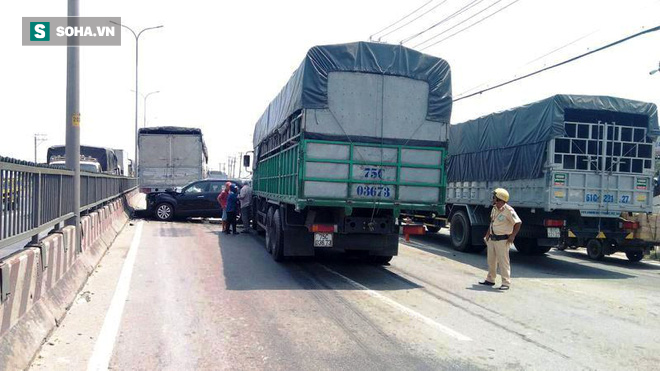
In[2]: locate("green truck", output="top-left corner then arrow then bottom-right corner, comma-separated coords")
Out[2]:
247,42 -> 452,263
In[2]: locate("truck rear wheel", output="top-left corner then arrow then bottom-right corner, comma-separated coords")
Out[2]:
450,211 -> 473,252
586,239 -> 605,260
265,207 -> 275,253
271,209 -> 285,262
625,251 -> 644,262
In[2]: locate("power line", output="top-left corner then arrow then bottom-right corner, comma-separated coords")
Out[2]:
420,0 -> 521,51
452,24 -> 660,103
400,0 -> 484,44
522,31 -> 598,67
413,0 -> 503,49
369,0 -> 435,40
377,0 -> 449,41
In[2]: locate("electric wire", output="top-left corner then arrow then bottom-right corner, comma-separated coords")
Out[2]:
420,0 -> 521,50
400,0 -> 484,44
370,0 -> 436,40
452,24 -> 660,102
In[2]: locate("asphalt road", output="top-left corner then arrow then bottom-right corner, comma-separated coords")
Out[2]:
30,219 -> 660,371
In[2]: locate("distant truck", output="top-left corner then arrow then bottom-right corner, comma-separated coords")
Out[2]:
114,149 -> 128,175
248,42 -> 452,263
444,95 -> 658,262
47,145 -> 119,174
138,126 -> 209,193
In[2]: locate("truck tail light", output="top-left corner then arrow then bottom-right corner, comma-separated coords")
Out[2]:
621,221 -> 639,230
310,224 -> 336,233
140,188 -> 151,194
543,219 -> 565,227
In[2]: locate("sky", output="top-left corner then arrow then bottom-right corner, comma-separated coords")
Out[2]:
2,0 -> 659,173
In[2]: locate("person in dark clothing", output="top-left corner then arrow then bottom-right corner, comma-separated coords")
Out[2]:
224,185 -> 239,235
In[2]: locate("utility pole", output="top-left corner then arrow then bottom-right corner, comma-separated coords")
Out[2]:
65,0 -> 81,253
111,21 -> 163,178
34,134 -> 47,163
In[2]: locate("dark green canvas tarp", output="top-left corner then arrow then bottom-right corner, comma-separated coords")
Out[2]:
253,41 -> 452,147
447,94 -> 659,182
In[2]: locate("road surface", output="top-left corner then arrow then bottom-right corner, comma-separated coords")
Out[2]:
30,219 -> 660,370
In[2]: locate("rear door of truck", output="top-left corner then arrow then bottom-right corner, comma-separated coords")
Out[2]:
549,117 -> 654,217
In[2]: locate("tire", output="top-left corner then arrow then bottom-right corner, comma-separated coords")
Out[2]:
450,211 -> 473,252
271,209 -> 285,262
265,207 -> 275,253
426,226 -> 441,234
625,251 -> 644,262
154,202 -> 174,221
369,255 -> 393,264
586,239 -> 605,260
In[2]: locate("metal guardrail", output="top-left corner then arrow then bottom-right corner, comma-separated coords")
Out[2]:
0,156 -> 137,250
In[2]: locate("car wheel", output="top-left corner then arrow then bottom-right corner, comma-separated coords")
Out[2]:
154,202 -> 174,221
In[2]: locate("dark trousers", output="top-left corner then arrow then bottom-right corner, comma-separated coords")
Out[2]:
225,211 -> 237,234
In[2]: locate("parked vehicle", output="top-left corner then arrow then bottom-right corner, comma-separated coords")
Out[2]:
47,145 -> 119,174
147,179 -> 243,221
248,41 -> 452,263
444,94 -> 658,262
138,126 -> 209,193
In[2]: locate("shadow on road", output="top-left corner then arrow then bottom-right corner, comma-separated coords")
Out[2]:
408,233 -> 638,280
211,229 -> 423,292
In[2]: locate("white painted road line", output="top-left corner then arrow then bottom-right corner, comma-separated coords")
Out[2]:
320,265 -> 472,342
87,221 -> 144,371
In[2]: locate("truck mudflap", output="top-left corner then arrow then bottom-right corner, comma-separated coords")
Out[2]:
282,227 -> 399,257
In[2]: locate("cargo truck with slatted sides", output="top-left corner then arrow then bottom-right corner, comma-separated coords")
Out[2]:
245,42 -> 452,263
445,95 -> 659,262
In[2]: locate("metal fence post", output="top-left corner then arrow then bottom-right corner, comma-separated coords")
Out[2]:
31,173 -> 41,244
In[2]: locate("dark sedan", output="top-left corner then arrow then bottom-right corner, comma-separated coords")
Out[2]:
146,179 -> 243,221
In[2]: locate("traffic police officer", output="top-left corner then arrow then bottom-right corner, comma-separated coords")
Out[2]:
479,188 -> 521,290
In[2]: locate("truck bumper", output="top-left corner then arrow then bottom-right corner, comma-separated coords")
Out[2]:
283,228 -> 399,257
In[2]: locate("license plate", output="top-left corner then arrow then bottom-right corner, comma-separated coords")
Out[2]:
314,233 -> 333,247
547,228 -> 561,238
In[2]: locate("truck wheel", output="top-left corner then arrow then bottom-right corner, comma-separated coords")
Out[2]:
271,209 -> 285,262
154,203 -> 174,221
586,239 -> 605,260
426,226 -> 441,234
625,251 -> 644,262
265,207 -> 275,253
450,211 -> 473,252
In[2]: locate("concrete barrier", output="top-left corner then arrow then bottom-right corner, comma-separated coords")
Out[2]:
0,189 -> 139,370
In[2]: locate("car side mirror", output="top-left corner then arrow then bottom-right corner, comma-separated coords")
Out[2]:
243,155 -> 251,168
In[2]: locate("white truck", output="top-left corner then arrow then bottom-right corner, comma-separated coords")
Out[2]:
445,95 -> 658,262
138,126 -> 209,193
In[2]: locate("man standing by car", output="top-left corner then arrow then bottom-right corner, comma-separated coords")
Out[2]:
217,182 -> 231,232
238,182 -> 253,233
224,185 -> 239,235
479,188 -> 521,291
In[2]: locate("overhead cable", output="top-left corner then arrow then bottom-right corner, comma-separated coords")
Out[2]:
453,25 -> 660,102
370,0 -> 435,40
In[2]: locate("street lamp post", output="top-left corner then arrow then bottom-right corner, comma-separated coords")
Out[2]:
131,89 -> 160,127
110,21 -> 163,172
34,133 -> 47,163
